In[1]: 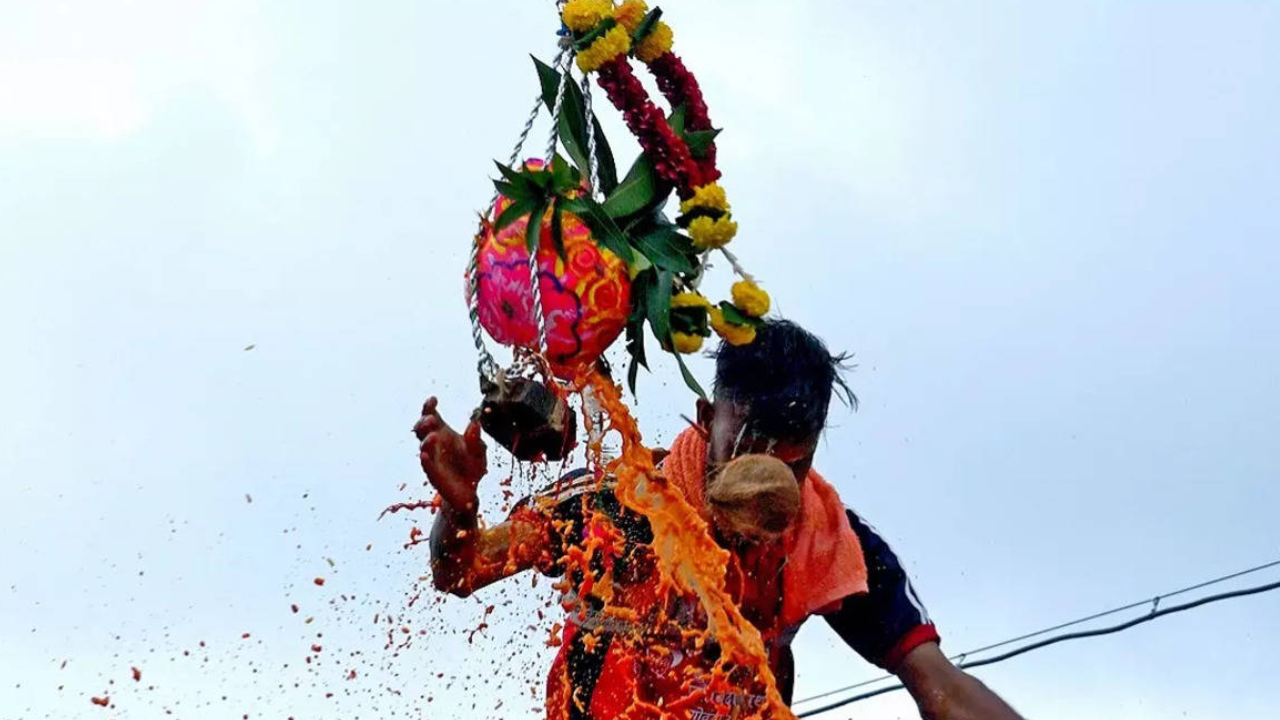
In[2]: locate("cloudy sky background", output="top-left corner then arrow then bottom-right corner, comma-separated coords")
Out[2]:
2,1 -> 1278,718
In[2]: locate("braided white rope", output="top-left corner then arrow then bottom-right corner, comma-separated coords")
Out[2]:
581,72 -> 602,197
527,50 -> 574,356
465,45 -> 570,380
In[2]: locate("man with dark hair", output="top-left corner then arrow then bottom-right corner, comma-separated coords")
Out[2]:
417,319 -> 1023,720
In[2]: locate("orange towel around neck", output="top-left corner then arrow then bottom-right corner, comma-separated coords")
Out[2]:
663,427 -> 869,629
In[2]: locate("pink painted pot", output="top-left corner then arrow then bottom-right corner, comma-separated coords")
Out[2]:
471,162 -> 631,380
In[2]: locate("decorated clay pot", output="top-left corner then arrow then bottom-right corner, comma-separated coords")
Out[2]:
472,162 -> 631,380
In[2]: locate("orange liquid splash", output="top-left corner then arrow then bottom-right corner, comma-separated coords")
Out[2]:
581,369 -> 794,720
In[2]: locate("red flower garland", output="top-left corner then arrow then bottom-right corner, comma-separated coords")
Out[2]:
595,56 -> 702,198
646,53 -> 720,185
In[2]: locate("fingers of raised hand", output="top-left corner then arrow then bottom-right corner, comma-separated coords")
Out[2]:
414,413 -> 446,442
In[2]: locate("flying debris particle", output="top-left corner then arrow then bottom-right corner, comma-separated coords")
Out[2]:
291,604 -> 299,614
244,344 -> 256,351
245,493 -> 253,504
325,557 -> 335,567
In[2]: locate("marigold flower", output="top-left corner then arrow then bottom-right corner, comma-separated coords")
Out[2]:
688,215 -> 737,250
562,0 -> 614,33
634,21 -> 674,63
710,308 -> 757,346
670,331 -> 704,354
670,291 -> 712,309
612,0 -> 648,33
679,183 -> 730,215
577,24 -> 633,73
731,280 -> 770,318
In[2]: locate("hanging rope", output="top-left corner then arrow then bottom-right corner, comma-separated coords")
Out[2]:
465,44 -> 570,381
581,72 -> 602,197
525,49 -> 575,358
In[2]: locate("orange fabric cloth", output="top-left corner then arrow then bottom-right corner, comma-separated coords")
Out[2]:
662,427 -> 869,629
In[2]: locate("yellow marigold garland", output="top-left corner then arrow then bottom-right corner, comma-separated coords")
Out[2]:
679,182 -> 730,215
710,308 -> 756,346
613,0 -> 648,33
670,291 -> 712,309
576,24 -> 633,73
563,0 -> 614,33
670,331 -> 704,354
634,21 -> 674,63
731,279 -> 770,318
556,2 -> 769,352
688,215 -> 738,250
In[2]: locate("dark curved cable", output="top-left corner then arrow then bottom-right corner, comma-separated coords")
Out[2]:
796,578 -> 1280,718
793,559 -> 1280,708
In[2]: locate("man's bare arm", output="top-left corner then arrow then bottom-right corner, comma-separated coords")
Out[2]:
416,398 -> 551,597
895,642 -> 1024,720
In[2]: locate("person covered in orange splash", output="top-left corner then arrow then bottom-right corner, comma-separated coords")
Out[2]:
416,319 -> 1023,720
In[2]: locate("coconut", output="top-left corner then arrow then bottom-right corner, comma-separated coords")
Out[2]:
705,454 -> 801,541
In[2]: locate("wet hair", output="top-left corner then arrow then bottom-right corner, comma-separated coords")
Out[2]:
711,319 -> 856,441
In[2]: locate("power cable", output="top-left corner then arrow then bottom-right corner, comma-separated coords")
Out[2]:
793,560 -> 1280,718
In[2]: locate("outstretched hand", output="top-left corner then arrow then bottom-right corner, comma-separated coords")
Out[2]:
414,397 -> 487,512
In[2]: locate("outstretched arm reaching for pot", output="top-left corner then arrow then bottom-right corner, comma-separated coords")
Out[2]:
415,397 -> 552,597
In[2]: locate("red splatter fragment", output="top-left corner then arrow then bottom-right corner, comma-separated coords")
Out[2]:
310,644 -> 322,653
290,604 -> 299,613
91,696 -> 109,707
347,670 -> 356,680
131,667 -> 141,682
313,577 -> 325,586
241,633 -> 251,639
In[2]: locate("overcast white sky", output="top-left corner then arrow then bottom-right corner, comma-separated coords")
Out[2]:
2,1 -> 1278,719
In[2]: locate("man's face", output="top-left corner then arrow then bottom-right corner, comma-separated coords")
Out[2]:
698,398 -> 820,482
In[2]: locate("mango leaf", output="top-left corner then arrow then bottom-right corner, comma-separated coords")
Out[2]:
574,18 -> 617,50
494,196 -> 535,232
634,225 -> 696,274
550,201 -> 567,260
719,301 -> 763,327
646,268 -> 673,348
494,160 -> 530,186
668,105 -> 688,137
684,128 -> 722,159
628,267 -> 654,323
673,348 -> 707,399
627,246 -> 653,279
625,318 -> 648,397
533,57 -> 619,194
603,154 -> 659,219
625,269 -> 656,396
550,154 -> 581,194
633,8 -> 663,42
525,195 -> 551,253
669,306 -> 710,336
562,196 -> 633,263
493,179 -> 532,202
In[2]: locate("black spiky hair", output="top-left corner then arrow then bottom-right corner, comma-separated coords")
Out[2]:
710,319 -> 856,441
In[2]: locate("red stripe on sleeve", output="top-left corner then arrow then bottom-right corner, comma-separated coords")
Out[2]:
883,623 -> 941,671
